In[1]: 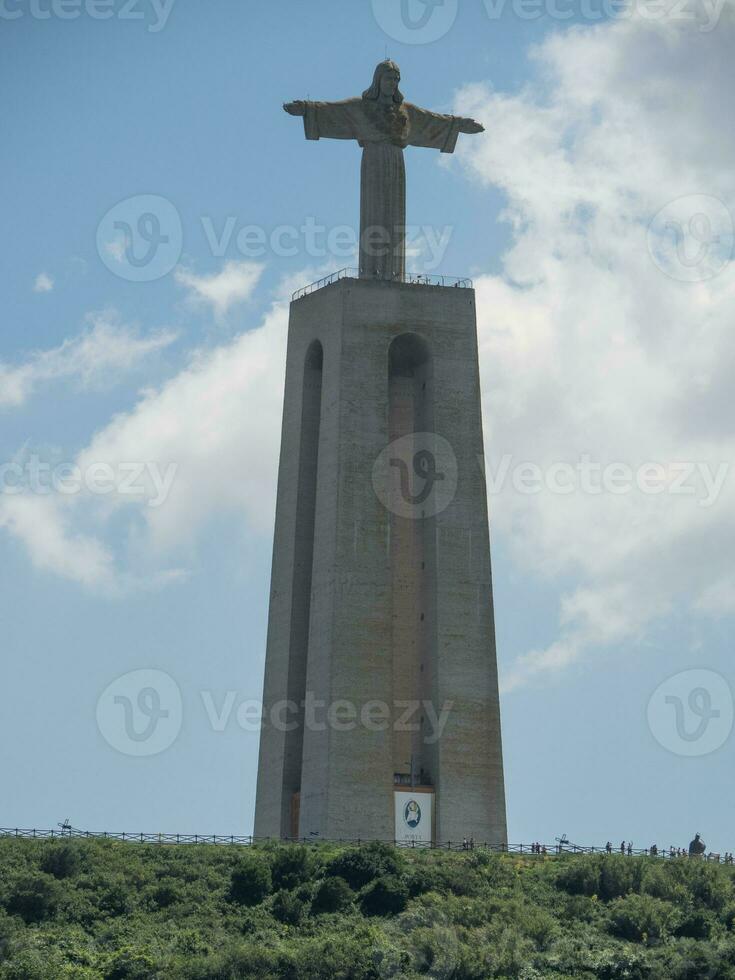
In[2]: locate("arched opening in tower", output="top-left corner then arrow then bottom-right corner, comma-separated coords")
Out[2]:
282,338 -> 323,835
388,333 -> 437,791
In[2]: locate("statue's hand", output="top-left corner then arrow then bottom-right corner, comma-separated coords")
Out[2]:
459,118 -> 484,135
283,101 -> 306,117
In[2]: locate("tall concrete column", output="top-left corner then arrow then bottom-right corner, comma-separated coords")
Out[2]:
254,276 -> 507,846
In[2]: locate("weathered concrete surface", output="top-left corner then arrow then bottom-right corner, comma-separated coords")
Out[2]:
254,277 -> 507,846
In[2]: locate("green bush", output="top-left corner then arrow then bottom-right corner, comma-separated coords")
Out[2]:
0,839 -> 735,978
607,893 -> 680,942
97,875 -> 134,917
104,947 -> 160,980
5,873 -> 61,924
229,854 -> 272,906
641,863 -> 689,905
599,856 -> 643,901
311,876 -> 353,914
325,841 -> 402,890
687,863 -> 733,911
0,912 -> 19,963
359,875 -> 409,917
0,946 -> 69,980
674,905 -> 716,940
556,858 -> 602,897
40,842 -> 82,880
586,944 -> 651,980
270,845 -> 313,891
144,879 -> 184,910
271,888 -> 308,925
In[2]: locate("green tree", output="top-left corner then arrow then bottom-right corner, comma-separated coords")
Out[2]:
270,845 -> 313,891
360,875 -> 409,917
104,947 -> 160,980
311,876 -> 353,914
326,842 -> 402,890
271,888 -> 308,925
5,873 -> 61,924
607,893 -> 680,942
40,842 -> 82,880
229,855 -> 272,906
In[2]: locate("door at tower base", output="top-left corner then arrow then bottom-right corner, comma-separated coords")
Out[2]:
394,790 -> 434,844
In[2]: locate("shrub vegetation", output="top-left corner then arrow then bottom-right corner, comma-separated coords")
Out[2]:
1,837 -> 735,977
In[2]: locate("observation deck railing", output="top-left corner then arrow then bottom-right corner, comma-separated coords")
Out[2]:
292,268 -> 473,302
1,826 -> 729,861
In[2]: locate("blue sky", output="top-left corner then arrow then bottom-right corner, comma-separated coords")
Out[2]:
2,0 -> 735,852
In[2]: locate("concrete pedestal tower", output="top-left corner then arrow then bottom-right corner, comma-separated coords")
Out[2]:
254,61 -> 507,847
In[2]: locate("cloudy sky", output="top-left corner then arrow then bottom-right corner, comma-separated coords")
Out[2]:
2,0 -> 734,849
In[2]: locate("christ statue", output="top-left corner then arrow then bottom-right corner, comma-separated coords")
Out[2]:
284,60 -> 484,281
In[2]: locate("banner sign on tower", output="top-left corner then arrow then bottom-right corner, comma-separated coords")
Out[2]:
394,789 -> 434,844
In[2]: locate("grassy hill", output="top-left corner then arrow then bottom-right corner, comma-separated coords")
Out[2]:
1,837 -> 735,978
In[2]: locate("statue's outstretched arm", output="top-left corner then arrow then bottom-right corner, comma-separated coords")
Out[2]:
407,103 -> 484,153
283,98 -> 364,142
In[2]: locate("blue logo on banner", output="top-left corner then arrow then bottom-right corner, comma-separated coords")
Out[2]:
404,800 -> 421,828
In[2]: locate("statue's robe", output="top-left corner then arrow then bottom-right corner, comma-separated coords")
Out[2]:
301,98 -> 463,280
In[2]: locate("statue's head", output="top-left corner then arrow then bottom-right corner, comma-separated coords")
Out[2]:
362,60 -> 404,104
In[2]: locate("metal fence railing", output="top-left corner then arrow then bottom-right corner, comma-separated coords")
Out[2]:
291,268 -> 473,301
0,827 -> 730,862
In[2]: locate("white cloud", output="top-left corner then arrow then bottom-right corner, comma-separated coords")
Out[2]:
175,260 -> 263,318
0,294 -> 287,593
454,0 -> 735,690
33,272 -> 54,293
0,313 -> 178,408
76,297 -> 287,552
0,495 -> 116,592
